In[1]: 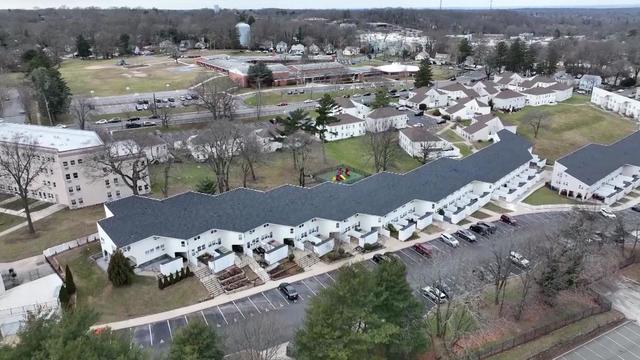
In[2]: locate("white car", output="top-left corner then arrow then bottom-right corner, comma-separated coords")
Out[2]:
55,124 -> 68,128
509,251 -> 530,268
303,99 -> 315,103
440,233 -> 459,248
600,208 -> 616,219
95,119 -> 108,125
421,286 -> 447,303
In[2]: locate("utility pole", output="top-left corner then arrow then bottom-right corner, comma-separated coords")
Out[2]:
439,0 -> 443,10
490,0 -> 493,10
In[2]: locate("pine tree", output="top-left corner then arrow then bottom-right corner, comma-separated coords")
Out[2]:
64,265 -> 76,295
195,178 -> 217,195
414,59 -> 433,88
371,88 -> 390,109
458,38 -> 473,64
168,321 -> 224,360
107,250 -> 133,287
58,285 -> 70,308
75,34 -> 91,58
309,94 -> 338,162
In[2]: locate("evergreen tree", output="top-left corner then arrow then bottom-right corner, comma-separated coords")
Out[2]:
195,178 -> 217,194
58,285 -> 70,308
21,49 -> 52,74
458,38 -> 474,64
545,44 -> 560,75
308,94 -> 338,161
371,88 -> 390,109
493,41 -> 509,71
107,250 -> 133,287
30,67 -> 72,124
276,108 -> 312,136
118,33 -> 130,55
64,265 -> 76,295
247,62 -> 273,87
414,59 -> 433,88
75,34 -> 91,58
523,44 -> 537,74
168,321 -> 224,360
506,39 -> 526,73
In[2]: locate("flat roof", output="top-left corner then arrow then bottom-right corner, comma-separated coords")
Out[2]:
0,123 -> 104,152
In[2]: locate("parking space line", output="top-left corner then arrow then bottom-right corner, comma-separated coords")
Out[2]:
277,288 -> 291,302
184,315 -> 189,324
302,280 -> 318,295
248,297 -> 261,314
148,324 -> 153,346
232,301 -> 246,320
326,272 -> 336,282
262,292 -> 277,310
200,310 -> 208,325
217,306 -> 229,325
167,320 -> 173,340
314,275 -> 328,288
399,249 -> 419,263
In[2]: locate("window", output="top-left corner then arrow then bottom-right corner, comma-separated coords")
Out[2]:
63,161 -> 68,167
105,179 -> 110,186
68,187 -> 74,193
181,241 -> 186,247
65,174 -> 71,180
115,190 -> 121,196
53,182 -> 56,188
78,198 -> 84,204
70,160 -> 75,165
73,172 -> 78,179
71,200 -> 76,205
76,185 -> 81,191
77,159 -> 83,164
114,178 -> 119,184
107,192 -> 112,198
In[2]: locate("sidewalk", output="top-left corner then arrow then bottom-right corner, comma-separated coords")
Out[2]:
0,203 -> 66,238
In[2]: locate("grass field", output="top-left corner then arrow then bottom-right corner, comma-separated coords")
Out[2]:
325,136 -> 421,174
471,210 -> 491,219
457,143 -> 473,157
0,72 -> 26,87
59,57 -> 218,96
523,187 -> 580,206
1,198 -> 38,211
442,129 -> 466,143
0,213 -> 24,233
0,205 -> 104,262
502,100 -> 636,161
55,243 -> 207,323
483,202 -> 512,214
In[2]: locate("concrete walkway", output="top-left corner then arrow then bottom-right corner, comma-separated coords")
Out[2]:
0,203 -> 66,238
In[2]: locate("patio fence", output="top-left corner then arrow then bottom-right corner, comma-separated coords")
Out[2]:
43,232 -> 99,276
0,300 -> 59,319
460,289 -> 612,360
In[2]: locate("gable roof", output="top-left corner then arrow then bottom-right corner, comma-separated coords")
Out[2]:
335,97 -> 356,109
332,113 -> 365,126
463,114 -> 500,134
400,127 -> 442,142
100,130 -> 534,247
548,82 -> 573,91
494,89 -> 525,99
522,87 -> 556,96
367,107 -> 407,119
461,88 -> 480,98
556,131 -> 640,186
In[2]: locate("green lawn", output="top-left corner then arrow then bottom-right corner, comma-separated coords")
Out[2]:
0,72 -> 26,87
560,94 -> 590,105
483,202 -> 512,214
523,187 -> 580,206
488,311 -> 623,360
0,205 -> 105,262
59,57 -> 222,96
471,210 -> 491,219
56,243 -> 208,323
325,136 -> 421,174
244,85 -> 406,107
0,213 -> 24,233
502,101 -> 636,161
442,129 -> 466,143
1,198 -> 38,211
457,143 -> 473,157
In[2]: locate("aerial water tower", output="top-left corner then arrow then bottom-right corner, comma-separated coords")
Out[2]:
235,22 -> 251,47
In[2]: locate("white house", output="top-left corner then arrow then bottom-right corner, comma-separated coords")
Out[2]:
439,83 -> 478,101
334,97 -> 370,118
365,107 -> 409,132
403,87 -> 449,109
591,87 -> 640,121
551,131 -> 640,204
342,46 -> 359,56
97,130 -> 544,272
308,44 -> 321,55
578,75 -> 602,92
470,81 -> 500,103
321,113 -> 366,141
455,114 -> 517,142
549,82 -> 574,102
254,127 -> 284,153
399,127 -> 461,159
442,98 -> 491,120
522,87 -> 557,106
432,53 -> 450,65
275,41 -> 288,53
415,51 -> 430,61
492,89 -> 526,111
518,76 -> 557,90
290,44 -> 306,55
493,72 -> 526,89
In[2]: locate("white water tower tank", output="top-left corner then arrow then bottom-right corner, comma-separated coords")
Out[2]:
235,22 -> 251,47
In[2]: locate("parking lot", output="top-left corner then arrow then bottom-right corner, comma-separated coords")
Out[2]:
555,321 -> 640,360
125,208 -> 640,354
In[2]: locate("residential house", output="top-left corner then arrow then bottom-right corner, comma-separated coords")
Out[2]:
549,82 -> 574,102
442,98 -> 491,120
492,89 -> 526,111
432,53 -> 450,65
97,130 -> 544,274
334,97 -> 370,118
551,131 -> 640,204
110,133 -> 169,163
399,127 -> 461,159
591,87 -> 640,121
518,76 -> 557,90
578,75 -> 602,92
308,44 -> 321,55
254,127 -> 284,153
275,41 -> 288,53
365,107 -> 409,132
522,86 -> 557,106
470,81 -> 500,103
289,44 -> 306,55
415,51 -> 430,61
402,86 -> 449,109
0,123 -> 151,208
342,46 -> 360,56
439,83 -> 476,101
455,114 -> 517,142
321,113 -> 367,141
554,71 -> 576,87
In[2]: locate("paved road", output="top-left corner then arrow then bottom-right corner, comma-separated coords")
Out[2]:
555,321 -> 640,360
0,88 -> 27,124
122,208 -> 640,357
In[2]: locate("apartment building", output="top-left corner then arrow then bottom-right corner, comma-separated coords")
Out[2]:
591,87 -> 640,121
398,127 -> 460,159
0,124 -> 150,209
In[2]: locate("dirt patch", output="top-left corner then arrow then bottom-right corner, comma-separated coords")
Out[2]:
84,65 -> 113,70
131,72 -> 148,78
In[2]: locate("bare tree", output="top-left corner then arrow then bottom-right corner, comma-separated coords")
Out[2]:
284,131 -> 314,187
192,121 -> 242,193
367,130 -> 397,172
485,241 -> 516,315
156,133 -> 188,198
419,142 -> 436,163
16,85 -> 34,124
86,135 -> 150,196
157,105 -> 172,129
70,96 -> 94,130
523,109 -> 548,139
0,134 -> 51,233
224,313 -> 289,360
194,79 -> 236,121
0,86 -> 7,116
514,262 -> 537,321
167,44 -> 181,64
237,129 -> 263,187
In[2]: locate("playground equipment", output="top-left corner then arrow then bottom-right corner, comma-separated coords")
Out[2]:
331,166 -> 352,182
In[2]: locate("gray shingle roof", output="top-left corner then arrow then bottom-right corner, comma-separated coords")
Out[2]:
333,113 -> 365,125
99,130 -> 533,247
522,87 -> 555,96
463,114 -> 500,134
494,89 -> 525,99
367,107 -> 407,119
400,127 -> 441,142
556,131 -> 640,186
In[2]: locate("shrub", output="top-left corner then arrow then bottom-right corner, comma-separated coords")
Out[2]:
442,114 -> 451,120
432,109 -> 441,116
363,243 -> 376,252
288,253 -> 295,262
185,267 -> 192,277
58,284 -> 70,308
64,265 -> 76,295
196,178 -> 217,195
387,223 -> 397,233
168,273 -> 175,285
107,250 -> 133,287
158,277 -> 165,290
418,103 -> 427,111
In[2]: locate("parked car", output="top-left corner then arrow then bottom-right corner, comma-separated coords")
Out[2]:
372,253 -> 393,264
278,283 -> 299,300
500,214 -> 517,225
278,102 -> 288,106
185,95 -> 193,100
95,119 -> 108,125
421,286 -> 447,303
148,115 -> 159,119
632,205 -> 640,212
600,208 -> 616,219
303,99 -> 314,103
455,229 -> 476,242
55,124 -> 68,128
477,221 -> 496,234
509,251 -> 530,268
127,117 -> 140,122
135,105 -> 144,111
168,97 -> 175,102
126,123 -> 142,129
107,117 -> 122,123
412,243 -> 433,257
434,281 -> 452,299
440,233 -> 459,248
414,111 -> 424,116
470,224 -> 489,235
142,121 -> 156,127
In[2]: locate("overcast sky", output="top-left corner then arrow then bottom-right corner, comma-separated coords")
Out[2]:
3,0 -> 640,9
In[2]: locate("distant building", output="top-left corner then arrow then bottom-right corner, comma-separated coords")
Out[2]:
289,44 -> 305,55
578,75 -> 602,92
235,22 -> 251,47
275,41 -> 288,53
